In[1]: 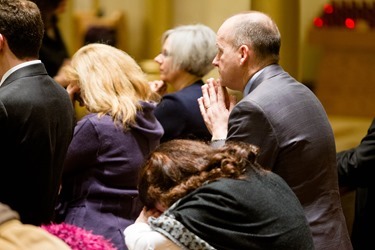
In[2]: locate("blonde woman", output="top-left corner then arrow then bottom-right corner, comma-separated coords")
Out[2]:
55,43 -> 164,250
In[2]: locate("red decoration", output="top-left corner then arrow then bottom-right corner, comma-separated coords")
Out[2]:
314,17 -> 324,28
313,1 -> 375,29
323,4 -> 334,14
345,18 -> 356,29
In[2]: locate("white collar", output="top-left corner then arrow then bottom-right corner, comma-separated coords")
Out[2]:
0,60 -> 42,86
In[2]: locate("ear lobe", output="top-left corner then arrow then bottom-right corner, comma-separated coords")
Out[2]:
239,45 -> 249,65
240,56 -> 246,64
0,34 -> 6,51
0,34 -> 3,50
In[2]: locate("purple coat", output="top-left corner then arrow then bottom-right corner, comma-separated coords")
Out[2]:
56,101 -> 163,250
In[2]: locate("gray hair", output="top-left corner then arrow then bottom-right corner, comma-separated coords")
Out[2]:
162,24 -> 217,77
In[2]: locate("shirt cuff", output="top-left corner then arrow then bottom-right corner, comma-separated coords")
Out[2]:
210,139 -> 226,148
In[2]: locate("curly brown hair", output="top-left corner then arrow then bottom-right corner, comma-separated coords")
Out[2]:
138,139 -> 261,209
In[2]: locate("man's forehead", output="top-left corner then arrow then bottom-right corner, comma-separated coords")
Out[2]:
216,21 -> 235,45
224,12 -> 269,27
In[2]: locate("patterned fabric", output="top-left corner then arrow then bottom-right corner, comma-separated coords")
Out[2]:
149,201 -> 215,250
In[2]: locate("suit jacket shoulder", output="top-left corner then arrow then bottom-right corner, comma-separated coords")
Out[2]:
337,118 -> 375,187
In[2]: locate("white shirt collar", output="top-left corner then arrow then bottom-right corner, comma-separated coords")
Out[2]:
0,60 -> 41,86
243,68 -> 266,96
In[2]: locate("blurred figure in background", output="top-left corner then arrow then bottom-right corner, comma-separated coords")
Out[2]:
56,43 -> 163,250
337,118 -> 375,250
31,0 -> 70,79
150,24 -> 217,142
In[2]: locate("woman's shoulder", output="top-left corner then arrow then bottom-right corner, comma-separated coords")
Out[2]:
75,113 -> 117,133
160,83 -> 204,110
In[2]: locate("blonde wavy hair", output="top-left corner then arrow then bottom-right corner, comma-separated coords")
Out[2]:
63,43 -> 153,128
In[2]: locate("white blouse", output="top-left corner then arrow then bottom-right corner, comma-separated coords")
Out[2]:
124,222 -> 181,250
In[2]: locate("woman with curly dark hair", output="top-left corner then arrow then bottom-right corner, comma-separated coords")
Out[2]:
125,140 -> 314,250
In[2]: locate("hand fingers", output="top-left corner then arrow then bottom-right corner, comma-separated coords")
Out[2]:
201,81 -> 211,109
159,82 -> 168,95
149,80 -> 162,92
198,97 -> 213,135
206,78 -> 218,107
66,83 -> 78,101
198,97 -> 207,117
145,207 -> 162,218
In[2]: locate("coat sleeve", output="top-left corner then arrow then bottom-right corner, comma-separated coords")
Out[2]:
336,118 -> 375,188
62,118 -> 100,175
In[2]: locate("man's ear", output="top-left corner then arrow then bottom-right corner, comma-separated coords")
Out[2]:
0,34 -> 4,50
239,44 -> 250,65
0,34 -> 7,52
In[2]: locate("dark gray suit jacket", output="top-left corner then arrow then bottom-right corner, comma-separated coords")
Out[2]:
337,118 -> 375,250
0,63 -> 75,225
226,64 -> 352,249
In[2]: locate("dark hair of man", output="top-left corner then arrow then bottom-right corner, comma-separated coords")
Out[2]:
138,139 -> 261,209
0,0 -> 44,59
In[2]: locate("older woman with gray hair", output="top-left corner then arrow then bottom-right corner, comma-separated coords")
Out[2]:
151,24 -> 217,142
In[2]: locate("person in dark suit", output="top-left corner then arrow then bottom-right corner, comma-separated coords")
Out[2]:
0,0 -> 75,226
30,0 -> 70,78
337,118 -> 375,250
150,24 -> 217,142
198,11 -> 352,249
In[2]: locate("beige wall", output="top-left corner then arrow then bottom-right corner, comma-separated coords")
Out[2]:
172,0 -> 250,31
58,0 -> 339,84
61,0 -> 251,59
57,0 -> 74,56
251,0 -> 300,79
299,0 -> 328,83
171,0 -> 251,81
